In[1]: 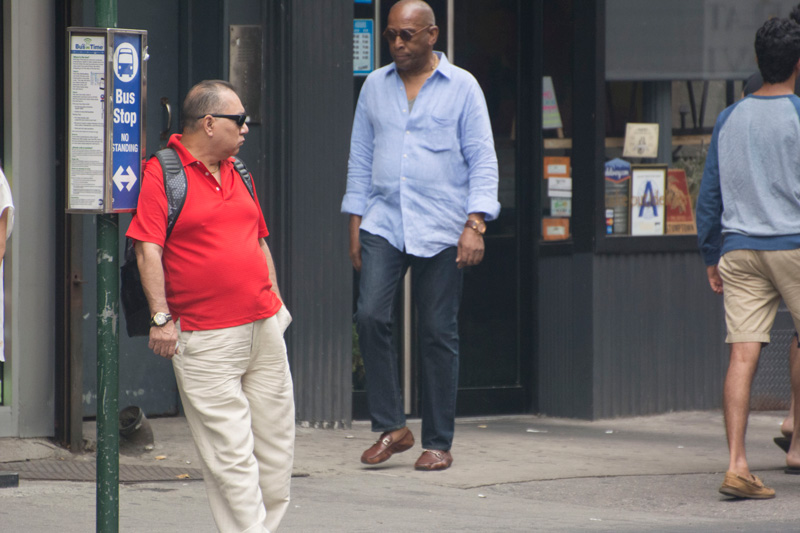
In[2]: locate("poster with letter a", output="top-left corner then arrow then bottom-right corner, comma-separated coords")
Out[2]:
630,165 -> 666,236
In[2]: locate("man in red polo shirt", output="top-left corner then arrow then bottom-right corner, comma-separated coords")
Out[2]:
126,79 -> 294,533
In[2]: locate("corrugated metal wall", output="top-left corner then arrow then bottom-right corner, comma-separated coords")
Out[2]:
538,251 -> 728,419
282,1 -> 353,428
593,252 -> 727,418
538,254 -> 593,418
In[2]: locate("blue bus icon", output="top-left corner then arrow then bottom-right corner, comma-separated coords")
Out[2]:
117,49 -> 134,77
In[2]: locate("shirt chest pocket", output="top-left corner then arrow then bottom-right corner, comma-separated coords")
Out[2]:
419,115 -> 459,152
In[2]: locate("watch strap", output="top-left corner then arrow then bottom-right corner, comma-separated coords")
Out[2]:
465,219 -> 486,235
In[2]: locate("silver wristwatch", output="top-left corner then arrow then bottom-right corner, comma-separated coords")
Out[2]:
149,312 -> 172,327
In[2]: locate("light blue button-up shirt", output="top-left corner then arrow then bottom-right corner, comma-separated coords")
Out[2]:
341,52 -> 500,258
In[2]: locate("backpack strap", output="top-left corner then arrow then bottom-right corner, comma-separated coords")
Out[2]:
154,148 -> 187,239
149,150 -> 253,241
232,156 -> 255,200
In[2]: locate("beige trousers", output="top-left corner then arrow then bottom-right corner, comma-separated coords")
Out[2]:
173,311 -> 295,533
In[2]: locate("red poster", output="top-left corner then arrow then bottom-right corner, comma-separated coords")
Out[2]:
665,169 -> 696,235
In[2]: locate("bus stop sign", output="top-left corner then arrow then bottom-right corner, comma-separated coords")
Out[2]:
110,33 -> 143,211
66,28 -> 147,214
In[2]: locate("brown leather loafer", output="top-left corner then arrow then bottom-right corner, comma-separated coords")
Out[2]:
414,449 -> 453,471
361,427 -> 415,465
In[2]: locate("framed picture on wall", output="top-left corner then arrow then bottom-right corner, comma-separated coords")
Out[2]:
665,168 -> 697,235
629,165 -> 667,236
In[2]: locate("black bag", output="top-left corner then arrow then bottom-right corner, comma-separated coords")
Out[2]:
120,148 -> 254,337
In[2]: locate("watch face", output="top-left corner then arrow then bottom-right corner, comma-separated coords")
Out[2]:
467,220 -> 485,234
152,312 -> 169,326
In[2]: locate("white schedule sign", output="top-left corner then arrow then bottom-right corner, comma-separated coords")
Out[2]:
68,34 -> 106,210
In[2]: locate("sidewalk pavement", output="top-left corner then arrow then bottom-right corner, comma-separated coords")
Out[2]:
2,410 -> 800,531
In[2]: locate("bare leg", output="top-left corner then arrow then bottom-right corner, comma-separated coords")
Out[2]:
781,336 -> 798,438
781,399 -> 795,437
724,342 -> 761,477
787,338 -> 800,468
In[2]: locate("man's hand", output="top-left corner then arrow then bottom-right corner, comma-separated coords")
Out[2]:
148,320 -> 179,359
706,264 -> 723,294
456,227 -> 485,268
259,238 -> 283,302
349,214 -> 363,271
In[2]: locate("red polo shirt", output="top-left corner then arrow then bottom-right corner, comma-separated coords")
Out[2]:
126,134 -> 281,331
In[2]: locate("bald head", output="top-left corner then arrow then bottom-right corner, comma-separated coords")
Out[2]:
389,0 -> 435,26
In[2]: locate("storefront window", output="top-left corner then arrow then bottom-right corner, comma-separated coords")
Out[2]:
540,0 -> 574,243
602,80 -> 742,238
599,0 -> 776,245
669,80 -> 731,207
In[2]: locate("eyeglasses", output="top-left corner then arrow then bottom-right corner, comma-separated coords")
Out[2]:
197,113 -> 248,127
382,25 -> 433,43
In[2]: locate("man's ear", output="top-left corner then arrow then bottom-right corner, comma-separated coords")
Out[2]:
428,25 -> 439,46
202,117 -> 214,135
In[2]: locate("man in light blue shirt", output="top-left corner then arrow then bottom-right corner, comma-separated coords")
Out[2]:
341,0 -> 499,471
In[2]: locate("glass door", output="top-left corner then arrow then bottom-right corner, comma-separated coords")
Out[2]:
452,0 -> 526,414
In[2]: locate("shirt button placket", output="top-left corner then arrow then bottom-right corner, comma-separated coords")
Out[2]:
399,123 -> 412,248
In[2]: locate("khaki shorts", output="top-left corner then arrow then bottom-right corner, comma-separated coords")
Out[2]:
718,248 -> 800,344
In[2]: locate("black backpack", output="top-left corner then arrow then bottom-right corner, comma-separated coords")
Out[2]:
120,148 -> 255,337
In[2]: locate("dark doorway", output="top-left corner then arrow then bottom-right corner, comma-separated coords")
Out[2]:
453,0 -> 526,415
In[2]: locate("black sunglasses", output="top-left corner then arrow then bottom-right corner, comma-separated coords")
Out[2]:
197,113 -> 248,127
382,25 -> 433,42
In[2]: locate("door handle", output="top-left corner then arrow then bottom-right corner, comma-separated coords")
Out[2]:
160,97 -> 172,143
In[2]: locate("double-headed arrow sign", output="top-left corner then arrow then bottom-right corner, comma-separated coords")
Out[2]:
112,165 -> 137,191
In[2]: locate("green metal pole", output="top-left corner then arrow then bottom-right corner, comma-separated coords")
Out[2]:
95,2 -> 118,533
96,216 -> 119,533
96,0 -> 117,29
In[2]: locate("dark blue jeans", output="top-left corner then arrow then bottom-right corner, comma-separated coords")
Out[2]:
356,230 -> 462,451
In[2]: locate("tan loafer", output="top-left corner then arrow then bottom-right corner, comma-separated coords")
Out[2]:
719,471 -> 775,499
